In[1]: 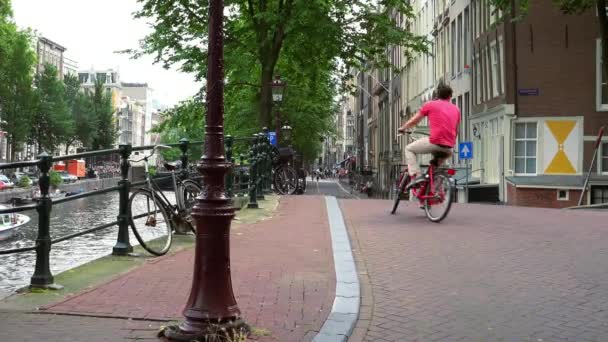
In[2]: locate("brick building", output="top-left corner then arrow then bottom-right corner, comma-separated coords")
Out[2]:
471,0 -> 608,208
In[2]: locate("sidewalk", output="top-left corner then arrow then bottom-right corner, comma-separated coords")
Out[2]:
0,196 -> 336,341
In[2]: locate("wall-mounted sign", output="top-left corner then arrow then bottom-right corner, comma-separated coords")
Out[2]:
518,88 -> 540,96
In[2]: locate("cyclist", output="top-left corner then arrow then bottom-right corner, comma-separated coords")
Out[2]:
397,81 -> 460,188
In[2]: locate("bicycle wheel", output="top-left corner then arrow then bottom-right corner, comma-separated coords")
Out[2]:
424,173 -> 454,223
129,189 -> 172,256
178,180 -> 201,233
277,166 -> 299,195
391,173 -> 409,215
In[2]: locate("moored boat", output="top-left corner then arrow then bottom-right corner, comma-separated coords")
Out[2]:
0,205 -> 31,241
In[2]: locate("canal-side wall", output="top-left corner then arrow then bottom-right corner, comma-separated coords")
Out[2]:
0,178 -> 120,203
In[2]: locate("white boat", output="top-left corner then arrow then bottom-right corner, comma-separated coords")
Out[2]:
0,205 -> 31,241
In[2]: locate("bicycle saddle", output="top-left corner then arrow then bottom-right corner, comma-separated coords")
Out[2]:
163,160 -> 182,171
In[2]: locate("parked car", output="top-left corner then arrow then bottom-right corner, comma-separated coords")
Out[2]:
57,171 -> 78,183
0,175 -> 15,188
0,180 -> 7,190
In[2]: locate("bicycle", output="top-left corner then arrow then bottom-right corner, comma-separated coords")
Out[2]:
270,146 -> 299,195
128,145 -> 202,256
391,131 -> 456,222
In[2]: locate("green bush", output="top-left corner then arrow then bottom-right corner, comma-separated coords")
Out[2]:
149,166 -> 157,177
18,175 -> 32,188
49,171 -> 63,188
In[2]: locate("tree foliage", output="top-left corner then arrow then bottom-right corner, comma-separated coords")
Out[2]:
0,11 -> 36,160
32,64 -> 73,154
130,0 -> 428,162
63,74 -> 98,153
90,79 -> 116,150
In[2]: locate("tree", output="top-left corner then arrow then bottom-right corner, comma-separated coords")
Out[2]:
63,74 -> 97,153
90,79 -> 116,149
491,0 -> 608,96
0,0 -> 36,161
32,64 -> 73,154
129,0 -> 427,160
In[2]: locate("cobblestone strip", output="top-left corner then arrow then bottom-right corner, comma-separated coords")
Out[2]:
313,196 -> 360,342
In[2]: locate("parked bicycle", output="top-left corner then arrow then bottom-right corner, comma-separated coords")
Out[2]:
128,145 -> 202,256
270,146 -> 299,195
391,131 -> 456,222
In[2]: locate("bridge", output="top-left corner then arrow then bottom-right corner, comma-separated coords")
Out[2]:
1,176 -> 607,341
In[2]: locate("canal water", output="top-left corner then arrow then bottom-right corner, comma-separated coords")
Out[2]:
0,191 -> 178,299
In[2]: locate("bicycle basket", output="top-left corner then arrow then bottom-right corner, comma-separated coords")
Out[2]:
278,147 -> 294,163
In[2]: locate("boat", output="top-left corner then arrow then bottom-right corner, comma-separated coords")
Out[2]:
0,205 -> 31,241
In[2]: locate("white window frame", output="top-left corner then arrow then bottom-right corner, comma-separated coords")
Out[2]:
596,39 -> 608,111
601,142 -> 608,175
490,41 -> 498,99
513,121 -> 538,176
557,190 -> 570,201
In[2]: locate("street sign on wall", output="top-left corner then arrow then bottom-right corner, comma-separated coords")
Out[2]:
459,142 -> 473,160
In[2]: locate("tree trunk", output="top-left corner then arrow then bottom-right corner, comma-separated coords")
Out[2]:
598,0 -> 608,91
260,66 -> 274,129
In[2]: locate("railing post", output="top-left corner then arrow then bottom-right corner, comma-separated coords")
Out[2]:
179,138 -> 190,178
264,135 -> 272,194
261,127 -> 270,195
225,135 -> 234,199
113,144 -> 133,256
247,136 -> 259,209
30,152 -> 62,289
237,154 -> 244,196
255,134 -> 265,201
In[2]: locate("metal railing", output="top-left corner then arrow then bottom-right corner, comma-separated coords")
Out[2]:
0,132 -> 280,290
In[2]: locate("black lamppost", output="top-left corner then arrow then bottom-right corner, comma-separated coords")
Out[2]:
271,75 -> 286,145
162,0 -> 248,340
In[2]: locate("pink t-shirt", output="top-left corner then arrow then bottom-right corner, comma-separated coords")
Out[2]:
420,99 -> 461,147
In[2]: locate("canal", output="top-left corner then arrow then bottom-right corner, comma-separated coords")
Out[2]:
0,191 -> 177,299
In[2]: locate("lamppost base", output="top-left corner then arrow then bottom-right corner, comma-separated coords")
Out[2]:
112,243 -> 133,256
247,203 -> 259,209
160,319 -> 249,342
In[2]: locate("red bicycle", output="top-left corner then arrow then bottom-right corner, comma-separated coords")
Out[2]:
391,132 -> 456,222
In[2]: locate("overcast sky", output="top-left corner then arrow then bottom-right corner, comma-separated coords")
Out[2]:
12,0 -> 201,107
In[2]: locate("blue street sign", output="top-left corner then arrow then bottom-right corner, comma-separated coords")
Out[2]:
459,142 -> 473,160
267,132 -> 277,146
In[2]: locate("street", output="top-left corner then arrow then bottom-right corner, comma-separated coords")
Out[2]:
304,178 -> 362,199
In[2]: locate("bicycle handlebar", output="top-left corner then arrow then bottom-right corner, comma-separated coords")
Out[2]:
128,145 -> 172,163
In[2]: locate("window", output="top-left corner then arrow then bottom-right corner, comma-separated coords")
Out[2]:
484,46 -> 491,101
451,20 -> 456,77
601,142 -> 608,173
514,122 -> 537,175
499,37 -> 505,93
458,14 -> 463,73
557,190 -> 569,201
475,52 -> 481,104
464,92 -> 470,139
591,186 -> 608,204
490,41 -> 499,98
596,39 -> 608,110
464,7 -> 470,65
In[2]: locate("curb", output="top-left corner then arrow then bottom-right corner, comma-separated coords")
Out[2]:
313,196 -> 360,342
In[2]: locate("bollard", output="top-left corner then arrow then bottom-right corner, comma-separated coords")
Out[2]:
113,144 -> 134,256
247,137 -> 259,209
225,135 -> 234,199
261,127 -> 271,195
264,135 -> 272,194
30,152 -> 62,289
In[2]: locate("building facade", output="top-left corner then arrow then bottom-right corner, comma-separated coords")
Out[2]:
36,37 -> 66,79
342,0 -> 607,208
121,83 -> 154,146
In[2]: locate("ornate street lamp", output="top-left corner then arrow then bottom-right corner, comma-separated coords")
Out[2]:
281,123 -> 293,144
271,75 -> 286,145
162,0 -> 248,340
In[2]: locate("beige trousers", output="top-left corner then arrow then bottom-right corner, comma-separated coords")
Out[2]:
405,137 -> 452,176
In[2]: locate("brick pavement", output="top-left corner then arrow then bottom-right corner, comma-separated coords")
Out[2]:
342,199 -> 608,342
1,196 -> 335,342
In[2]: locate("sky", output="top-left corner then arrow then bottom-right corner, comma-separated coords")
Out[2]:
11,0 -> 201,107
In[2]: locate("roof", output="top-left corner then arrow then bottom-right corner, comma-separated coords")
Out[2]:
121,82 -> 149,88
38,37 -> 66,52
506,175 -> 585,188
